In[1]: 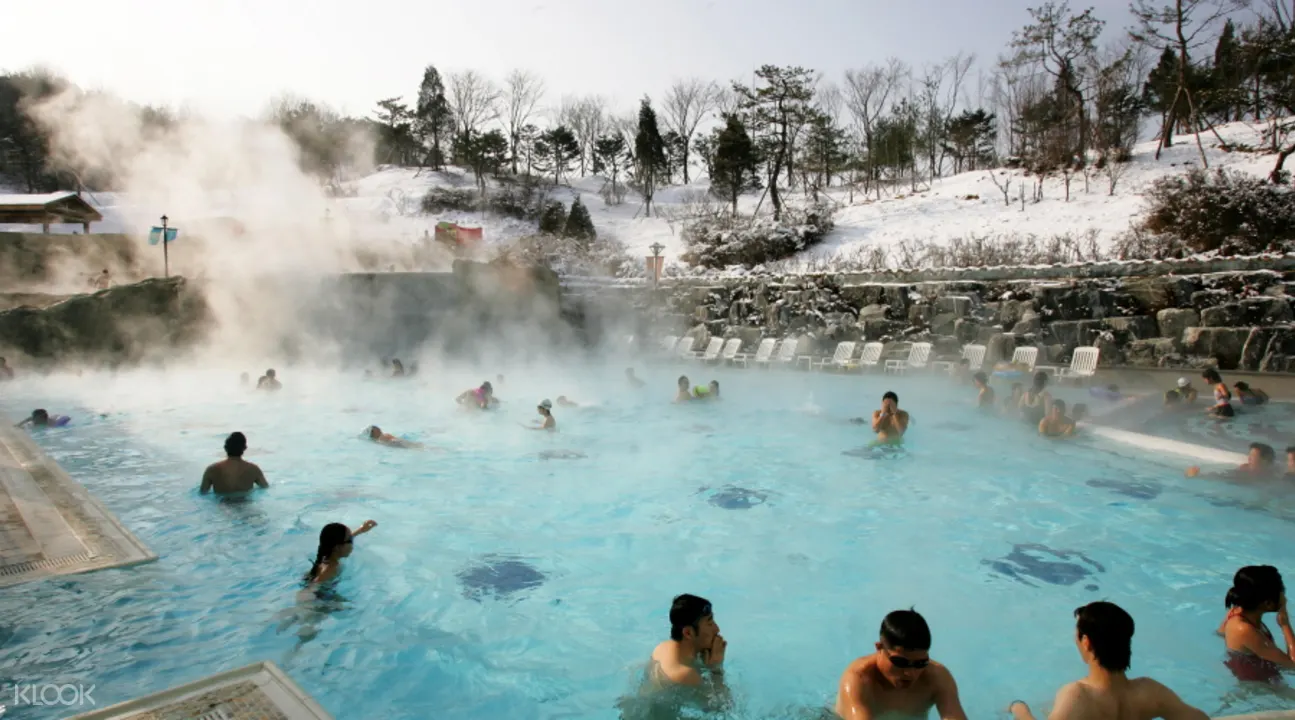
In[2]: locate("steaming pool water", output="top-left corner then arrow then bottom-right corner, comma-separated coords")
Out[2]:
2,365 -> 1294,719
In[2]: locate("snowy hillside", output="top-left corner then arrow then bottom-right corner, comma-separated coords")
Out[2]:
3,120 -> 1285,273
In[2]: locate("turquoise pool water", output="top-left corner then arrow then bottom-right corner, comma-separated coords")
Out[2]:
1,365 -> 1293,719
1096,392 -> 1295,456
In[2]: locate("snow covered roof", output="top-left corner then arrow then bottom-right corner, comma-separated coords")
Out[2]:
0,191 -> 103,227
0,191 -> 82,208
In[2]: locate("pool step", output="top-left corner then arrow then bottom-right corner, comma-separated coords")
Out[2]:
67,661 -> 331,720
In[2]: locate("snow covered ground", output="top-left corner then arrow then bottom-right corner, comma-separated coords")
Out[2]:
2,120 -> 1285,273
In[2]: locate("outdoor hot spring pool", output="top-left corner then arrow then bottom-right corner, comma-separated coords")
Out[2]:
1,365 -> 1293,719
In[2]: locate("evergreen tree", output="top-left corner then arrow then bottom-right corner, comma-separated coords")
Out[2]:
415,65 -> 452,169
593,133 -> 629,203
565,196 -> 596,243
1143,47 -> 1180,146
533,125 -> 580,185
692,132 -> 717,179
538,200 -> 566,235
662,130 -> 687,184
945,109 -> 996,173
710,115 -> 761,215
1211,19 -> 1244,122
634,98 -> 667,216
454,129 -> 510,194
732,65 -> 817,220
800,112 -> 848,195
373,97 -> 418,166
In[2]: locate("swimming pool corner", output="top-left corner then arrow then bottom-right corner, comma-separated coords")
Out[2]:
0,417 -> 157,588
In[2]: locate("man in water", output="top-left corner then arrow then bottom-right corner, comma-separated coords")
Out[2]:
0,356 -> 13,381
367,425 -> 422,449
1008,602 -> 1208,720
1039,399 -> 1076,438
626,367 -> 646,388
973,372 -> 995,409
871,391 -> 909,444
645,594 -> 727,690
834,608 -> 967,719
1186,442 -> 1277,479
257,368 -> 282,391
15,409 -> 54,428
200,432 -> 269,495
674,376 -> 693,403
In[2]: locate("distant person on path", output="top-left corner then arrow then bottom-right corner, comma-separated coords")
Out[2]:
1164,377 -> 1198,406
626,368 -> 646,388
1019,372 -> 1052,426
644,594 -> 727,691
1186,442 -> 1277,479
834,608 -> 967,719
674,376 -> 693,403
200,432 -> 269,495
456,381 -> 496,410
366,425 -> 422,449
1218,565 -> 1295,682
304,520 -> 377,586
871,392 -> 910,445
0,356 -> 13,381
257,369 -> 282,391
1008,602 -> 1208,720
973,372 -> 995,409
1203,369 -> 1234,418
1234,381 -> 1269,406
1039,399 -> 1077,438
525,400 -> 556,431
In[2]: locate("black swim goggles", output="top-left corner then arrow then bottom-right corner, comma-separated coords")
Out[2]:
886,653 -> 930,670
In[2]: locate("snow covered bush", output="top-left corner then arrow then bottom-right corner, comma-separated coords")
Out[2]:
499,231 -> 635,278
680,203 -> 835,269
419,175 -> 552,220
420,187 -> 479,215
1137,168 -> 1295,257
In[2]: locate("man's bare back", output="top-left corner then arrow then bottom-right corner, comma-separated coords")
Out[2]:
1013,677 -> 1208,720
200,458 -> 269,495
836,654 -> 962,719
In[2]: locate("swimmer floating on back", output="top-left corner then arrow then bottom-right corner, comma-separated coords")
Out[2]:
366,425 -> 422,449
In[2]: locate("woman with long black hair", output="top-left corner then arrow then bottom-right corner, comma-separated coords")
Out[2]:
1219,565 -> 1295,683
305,520 -> 377,586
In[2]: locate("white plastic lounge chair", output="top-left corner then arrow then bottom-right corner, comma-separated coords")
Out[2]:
674,336 -> 695,358
1010,346 -> 1038,371
1056,346 -> 1100,380
813,341 -> 858,371
884,342 -> 932,374
737,338 -> 776,368
660,335 -> 678,354
718,338 -> 743,364
772,337 -> 801,369
690,337 -> 724,362
858,342 -> 885,371
934,343 -> 988,374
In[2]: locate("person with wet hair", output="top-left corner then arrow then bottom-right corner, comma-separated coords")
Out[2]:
973,372 -> 995,409
200,432 -> 269,495
1219,565 -> 1295,682
304,520 -> 377,586
1186,442 -> 1277,480
456,381 -> 496,410
1039,399 -> 1077,438
1233,381 -> 1269,406
1009,602 -> 1207,720
674,375 -> 693,403
835,608 -> 967,719
1202,368 -> 1233,418
257,368 -> 281,391
626,367 -> 646,388
366,425 -> 421,449
0,356 -> 13,381
871,391 -> 910,444
1019,371 -> 1052,426
644,593 -> 727,690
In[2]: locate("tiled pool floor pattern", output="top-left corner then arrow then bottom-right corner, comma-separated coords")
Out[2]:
67,662 -> 331,720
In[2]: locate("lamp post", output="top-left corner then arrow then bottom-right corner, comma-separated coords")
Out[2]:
160,214 -> 169,278
649,242 -> 665,290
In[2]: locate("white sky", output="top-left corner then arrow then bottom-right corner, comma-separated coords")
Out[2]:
3,0 -> 1144,119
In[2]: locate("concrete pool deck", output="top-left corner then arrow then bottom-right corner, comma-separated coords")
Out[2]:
67,661 -> 332,720
0,418 -> 155,587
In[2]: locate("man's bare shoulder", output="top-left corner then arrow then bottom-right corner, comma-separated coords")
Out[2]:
840,654 -> 880,686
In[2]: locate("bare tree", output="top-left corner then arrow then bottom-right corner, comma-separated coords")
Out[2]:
447,70 -> 501,142
988,171 -> 1013,206
714,84 -> 742,118
661,78 -> 720,184
844,58 -> 908,199
560,95 -> 608,176
1129,0 -> 1245,164
501,70 -> 545,174
1011,2 -> 1104,161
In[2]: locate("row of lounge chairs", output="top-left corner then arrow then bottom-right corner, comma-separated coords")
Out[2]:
650,335 -> 1101,379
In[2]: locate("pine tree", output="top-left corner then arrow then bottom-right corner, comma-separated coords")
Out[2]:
415,65 -> 452,169
800,112 -> 848,195
662,130 -> 687,184
593,133 -> 628,203
565,196 -> 596,243
634,98 -> 667,216
1143,47 -> 1180,146
945,109 -> 996,173
1211,19 -> 1244,123
533,126 -> 580,185
692,132 -> 717,178
732,66 -> 817,220
710,114 -> 761,215
538,200 -> 566,235
454,129 -> 510,194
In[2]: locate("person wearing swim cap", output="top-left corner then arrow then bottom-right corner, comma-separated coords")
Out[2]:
1164,377 -> 1197,406
200,432 -> 269,495
367,425 -> 422,449
456,381 -> 497,410
526,399 -> 556,430
674,376 -> 693,403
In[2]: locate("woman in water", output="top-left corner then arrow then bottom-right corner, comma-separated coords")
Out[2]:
456,381 -> 496,410
1018,372 -> 1051,426
304,520 -> 378,586
1203,368 -> 1234,418
1234,381 -> 1270,406
1219,565 -> 1295,683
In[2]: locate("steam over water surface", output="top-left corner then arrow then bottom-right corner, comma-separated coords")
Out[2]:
1,365 -> 1293,719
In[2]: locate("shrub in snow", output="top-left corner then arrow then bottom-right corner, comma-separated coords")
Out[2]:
680,203 -> 835,269
537,201 -> 567,235
420,187 -> 479,215
565,196 -> 596,243
1137,168 -> 1295,257
502,231 -> 635,278
418,175 -> 552,221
